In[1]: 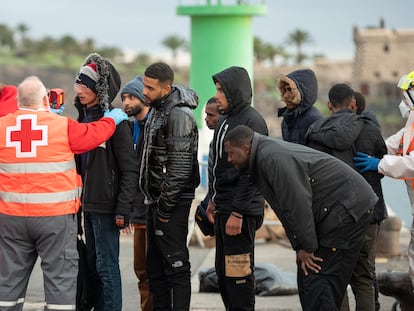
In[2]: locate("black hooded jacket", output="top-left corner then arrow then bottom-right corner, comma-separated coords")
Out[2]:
139,85 -> 200,220
74,53 -> 138,218
209,66 -> 268,215
277,69 -> 323,144
305,109 -> 388,223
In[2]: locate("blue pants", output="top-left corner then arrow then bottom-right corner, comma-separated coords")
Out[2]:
84,212 -> 121,311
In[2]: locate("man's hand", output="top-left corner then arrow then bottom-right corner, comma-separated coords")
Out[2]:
354,151 -> 380,173
206,199 -> 216,224
104,108 -> 128,126
114,214 -> 129,229
225,213 -> 242,236
121,223 -> 134,235
50,106 -> 65,115
296,249 -> 323,276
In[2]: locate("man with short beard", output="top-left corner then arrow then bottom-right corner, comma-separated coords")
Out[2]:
139,62 -> 200,310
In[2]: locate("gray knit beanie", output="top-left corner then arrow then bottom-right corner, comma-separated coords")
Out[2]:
120,76 -> 145,103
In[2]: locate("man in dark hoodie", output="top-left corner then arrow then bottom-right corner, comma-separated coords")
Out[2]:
139,62 -> 200,310
305,83 -> 387,311
205,66 -> 268,311
277,69 -> 323,144
74,53 -> 138,311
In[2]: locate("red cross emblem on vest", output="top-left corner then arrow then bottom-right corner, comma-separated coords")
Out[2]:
6,114 -> 48,158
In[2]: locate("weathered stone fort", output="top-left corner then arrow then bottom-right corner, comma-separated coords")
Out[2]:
353,19 -> 414,101
262,20 -> 414,138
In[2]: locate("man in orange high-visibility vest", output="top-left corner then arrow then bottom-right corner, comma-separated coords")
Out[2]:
0,76 -> 127,311
354,70 -> 414,290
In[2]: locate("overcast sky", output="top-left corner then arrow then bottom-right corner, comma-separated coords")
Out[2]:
2,0 -> 412,62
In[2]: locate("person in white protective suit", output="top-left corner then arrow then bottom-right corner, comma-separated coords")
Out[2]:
354,70 -> 414,289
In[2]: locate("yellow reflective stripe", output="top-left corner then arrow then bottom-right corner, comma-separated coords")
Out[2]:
46,303 -> 76,310
0,187 -> 82,204
0,160 -> 75,173
0,297 -> 25,306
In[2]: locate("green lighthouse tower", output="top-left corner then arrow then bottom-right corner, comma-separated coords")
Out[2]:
177,0 -> 267,127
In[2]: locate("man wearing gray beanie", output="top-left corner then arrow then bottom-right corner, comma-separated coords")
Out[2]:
120,76 -> 152,311
121,76 -> 146,106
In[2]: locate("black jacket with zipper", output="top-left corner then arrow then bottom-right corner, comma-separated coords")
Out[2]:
209,66 -> 269,216
305,109 -> 388,223
74,53 -> 138,218
139,85 -> 200,220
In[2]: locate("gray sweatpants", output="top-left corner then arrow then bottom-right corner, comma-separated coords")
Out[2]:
0,213 -> 78,311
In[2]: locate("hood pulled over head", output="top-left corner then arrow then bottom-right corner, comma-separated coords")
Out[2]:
278,69 -> 318,112
212,66 -> 252,116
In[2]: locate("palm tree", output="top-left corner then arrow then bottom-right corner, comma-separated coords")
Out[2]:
161,35 -> 187,66
0,24 -> 15,50
59,35 -> 78,55
133,53 -> 151,67
253,36 -> 266,65
32,36 -> 56,54
264,44 -> 286,67
286,29 -> 313,65
97,46 -> 124,60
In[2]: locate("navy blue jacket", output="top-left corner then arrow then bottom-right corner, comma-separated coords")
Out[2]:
278,69 -> 323,144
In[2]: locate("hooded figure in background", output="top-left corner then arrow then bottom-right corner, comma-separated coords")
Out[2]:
277,69 -> 323,144
74,53 -> 138,311
0,84 -> 18,117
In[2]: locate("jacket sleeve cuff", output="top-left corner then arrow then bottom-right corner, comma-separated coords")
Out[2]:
157,199 -> 171,219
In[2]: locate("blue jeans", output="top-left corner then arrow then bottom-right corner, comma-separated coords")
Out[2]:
84,212 -> 121,311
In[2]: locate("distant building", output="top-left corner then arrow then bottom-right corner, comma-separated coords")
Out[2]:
353,19 -> 414,100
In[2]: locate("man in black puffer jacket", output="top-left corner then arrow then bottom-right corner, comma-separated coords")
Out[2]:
139,62 -> 200,311
206,66 -> 268,311
305,83 -> 387,311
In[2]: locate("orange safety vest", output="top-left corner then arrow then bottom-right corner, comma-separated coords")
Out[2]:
0,110 -> 82,216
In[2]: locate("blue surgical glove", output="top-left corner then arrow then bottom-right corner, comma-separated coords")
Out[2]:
354,151 -> 380,173
50,106 -> 64,115
104,108 -> 128,126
